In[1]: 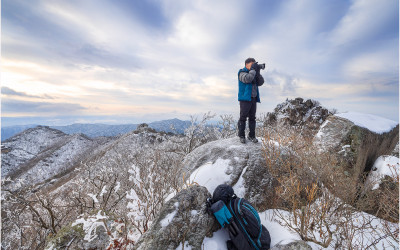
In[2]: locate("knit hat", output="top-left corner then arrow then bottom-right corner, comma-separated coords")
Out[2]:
245,58 -> 256,65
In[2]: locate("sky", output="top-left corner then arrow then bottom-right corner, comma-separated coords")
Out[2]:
1,0 -> 399,126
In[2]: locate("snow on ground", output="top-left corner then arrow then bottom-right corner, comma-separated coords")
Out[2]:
1,126 -> 69,177
175,241 -> 193,250
232,166 -> 248,198
201,209 -> 301,250
315,120 -> 331,139
10,134 -> 94,189
259,210 -> 302,246
72,210 -> 108,242
335,112 -> 398,134
188,155 -> 264,199
202,229 -> 230,249
201,207 -> 398,249
88,193 -> 99,203
189,158 -> 233,194
366,155 -> 399,190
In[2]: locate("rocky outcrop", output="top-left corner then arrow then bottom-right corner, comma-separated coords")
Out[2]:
182,137 -> 279,211
271,240 -> 312,250
313,115 -> 399,220
134,185 -> 219,250
264,97 -> 332,136
134,123 -> 157,134
313,115 -> 399,183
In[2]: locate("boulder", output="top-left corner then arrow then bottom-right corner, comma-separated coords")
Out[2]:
313,115 -> 398,184
313,115 -> 399,219
271,240 -> 312,250
362,155 -> 399,222
134,185 -> 219,250
182,137 -> 279,211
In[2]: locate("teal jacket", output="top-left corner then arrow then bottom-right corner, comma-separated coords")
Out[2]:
237,67 -> 261,103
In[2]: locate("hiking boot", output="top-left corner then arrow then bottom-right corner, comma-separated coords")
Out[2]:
239,136 -> 246,144
247,136 -> 258,143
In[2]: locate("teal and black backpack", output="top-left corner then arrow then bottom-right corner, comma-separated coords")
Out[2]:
208,184 -> 271,250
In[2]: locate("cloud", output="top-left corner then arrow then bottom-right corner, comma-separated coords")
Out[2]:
327,0 -> 398,47
2,0 -> 398,122
1,87 -> 53,99
264,70 -> 298,96
1,98 -> 87,115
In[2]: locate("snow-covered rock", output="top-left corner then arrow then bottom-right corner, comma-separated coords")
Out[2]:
313,114 -> 398,183
313,114 -> 399,220
270,240 -> 312,250
264,98 -> 332,135
335,112 -> 398,134
366,155 -> 399,190
135,185 -> 218,250
182,137 -> 279,211
361,155 -> 399,221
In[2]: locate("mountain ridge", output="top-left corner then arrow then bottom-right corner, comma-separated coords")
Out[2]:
1,118 -> 192,141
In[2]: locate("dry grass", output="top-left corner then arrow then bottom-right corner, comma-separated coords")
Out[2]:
260,125 -> 399,248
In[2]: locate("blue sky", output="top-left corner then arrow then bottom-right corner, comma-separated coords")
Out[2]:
2,0 -> 399,126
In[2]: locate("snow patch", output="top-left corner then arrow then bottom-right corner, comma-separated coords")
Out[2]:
164,191 -> 176,203
202,229 -> 230,249
315,120 -> 330,138
335,112 -> 398,134
99,186 -> 107,197
232,166 -> 249,198
175,241 -> 192,250
189,158 -> 232,194
114,182 -> 120,193
259,210 -> 302,246
366,155 -> 399,190
72,210 -> 108,242
87,193 -> 99,203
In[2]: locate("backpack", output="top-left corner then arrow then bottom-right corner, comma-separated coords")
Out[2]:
208,184 -> 271,250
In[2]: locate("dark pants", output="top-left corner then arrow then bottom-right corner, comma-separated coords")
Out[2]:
238,97 -> 257,138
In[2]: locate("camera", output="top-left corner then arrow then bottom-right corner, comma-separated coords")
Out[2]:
256,62 -> 266,70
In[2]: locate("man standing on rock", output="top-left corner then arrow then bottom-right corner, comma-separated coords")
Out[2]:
237,58 -> 264,144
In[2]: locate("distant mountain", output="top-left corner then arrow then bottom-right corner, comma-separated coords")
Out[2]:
51,123 -> 139,138
1,118 -> 191,141
148,118 -> 191,134
1,126 -> 112,189
1,124 -> 38,142
1,122 -> 177,192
